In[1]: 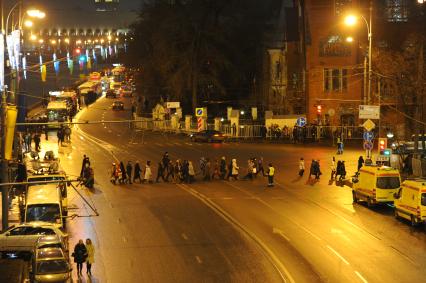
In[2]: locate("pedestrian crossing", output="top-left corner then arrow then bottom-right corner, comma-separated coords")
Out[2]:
128,141 -> 232,147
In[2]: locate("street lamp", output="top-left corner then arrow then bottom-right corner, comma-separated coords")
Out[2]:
23,19 -> 33,28
344,7 -> 373,105
345,36 -> 354,43
29,34 -> 37,41
27,9 -> 46,19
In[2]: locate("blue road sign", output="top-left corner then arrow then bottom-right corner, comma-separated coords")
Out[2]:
195,108 -> 204,117
296,117 -> 306,127
363,131 -> 374,141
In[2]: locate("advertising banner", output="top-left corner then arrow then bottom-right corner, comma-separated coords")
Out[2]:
4,105 -> 17,160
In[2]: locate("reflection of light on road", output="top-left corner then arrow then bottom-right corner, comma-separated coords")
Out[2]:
355,271 -> 368,283
327,245 -> 350,265
212,143 -> 222,149
80,136 -> 85,140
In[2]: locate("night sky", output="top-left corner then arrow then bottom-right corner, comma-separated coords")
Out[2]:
5,0 -> 141,29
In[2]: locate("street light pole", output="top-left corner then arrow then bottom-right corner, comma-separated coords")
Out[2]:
367,0 -> 373,105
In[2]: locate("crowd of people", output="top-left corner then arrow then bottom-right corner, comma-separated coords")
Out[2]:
101,152 -> 277,187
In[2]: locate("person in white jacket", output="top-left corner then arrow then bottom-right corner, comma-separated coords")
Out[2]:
230,159 -> 239,181
143,161 -> 153,183
299,157 -> 305,176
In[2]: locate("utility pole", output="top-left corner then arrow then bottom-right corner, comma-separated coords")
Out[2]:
1,88 -> 9,230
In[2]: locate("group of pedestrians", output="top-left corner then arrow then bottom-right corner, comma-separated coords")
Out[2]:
72,238 -> 95,277
23,131 -> 42,152
298,156 -> 348,183
106,152 -> 276,187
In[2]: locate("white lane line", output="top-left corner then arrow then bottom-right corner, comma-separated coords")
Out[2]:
355,271 -> 368,283
122,236 -> 127,243
327,245 -> 350,265
297,225 -> 322,241
181,233 -> 188,240
222,197 -> 233,200
195,256 -> 202,264
272,227 -> 291,242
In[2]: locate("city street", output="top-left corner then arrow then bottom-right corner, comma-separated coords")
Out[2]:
55,95 -> 426,283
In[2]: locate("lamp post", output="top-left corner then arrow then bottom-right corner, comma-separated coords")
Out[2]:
344,0 -> 373,105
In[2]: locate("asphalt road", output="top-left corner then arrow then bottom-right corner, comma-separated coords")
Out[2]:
61,95 -> 426,283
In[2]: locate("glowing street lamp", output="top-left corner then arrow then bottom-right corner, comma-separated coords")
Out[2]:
50,39 -> 57,45
23,20 -> 33,28
64,38 -> 70,44
29,34 -> 37,41
27,9 -> 46,19
38,39 -> 44,44
346,36 -> 354,43
344,15 -> 357,26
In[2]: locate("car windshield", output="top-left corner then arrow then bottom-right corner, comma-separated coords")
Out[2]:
376,177 -> 400,189
421,193 -> 426,206
37,260 -> 69,275
26,204 -> 61,224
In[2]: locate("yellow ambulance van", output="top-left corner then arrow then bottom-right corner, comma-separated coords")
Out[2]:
394,179 -> 426,226
352,166 -> 401,207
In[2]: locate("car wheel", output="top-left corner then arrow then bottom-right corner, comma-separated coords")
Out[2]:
352,191 -> 358,203
411,215 -> 418,226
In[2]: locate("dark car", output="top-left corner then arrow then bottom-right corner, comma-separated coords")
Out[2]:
190,130 -> 226,143
112,101 -> 124,110
105,89 -> 116,98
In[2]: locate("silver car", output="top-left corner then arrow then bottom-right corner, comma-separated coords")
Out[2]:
31,247 -> 71,283
0,222 -> 68,252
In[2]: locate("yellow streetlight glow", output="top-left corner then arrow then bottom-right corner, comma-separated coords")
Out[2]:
88,39 -> 92,43
51,39 -> 57,45
76,39 -> 82,44
64,38 -> 70,44
29,34 -> 37,41
107,35 -> 112,41
95,39 -> 99,43
344,15 -> 357,26
27,9 -> 46,19
115,38 -> 119,42
24,20 -> 33,28
38,39 -> 44,44
100,39 -> 105,43
346,36 -> 354,43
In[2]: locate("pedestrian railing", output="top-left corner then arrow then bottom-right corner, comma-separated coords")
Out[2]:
134,115 -> 366,142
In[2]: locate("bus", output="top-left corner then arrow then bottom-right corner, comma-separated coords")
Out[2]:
46,101 -> 69,129
24,184 -> 67,229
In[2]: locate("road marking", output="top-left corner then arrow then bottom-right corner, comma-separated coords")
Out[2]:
355,271 -> 368,283
272,227 -> 290,242
297,225 -> 322,241
195,256 -> 202,264
122,236 -> 127,243
117,217 -> 121,223
327,245 -> 350,265
181,233 -> 188,240
155,143 -> 163,146
178,184 -> 294,283
109,202 -> 113,208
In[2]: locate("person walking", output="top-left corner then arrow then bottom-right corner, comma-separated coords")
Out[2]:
331,157 -> 336,180
165,160 -> 174,182
308,159 -> 315,179
182,160 -> 189,183
126,161 -> 133,184
34,133 -> 41,152
143,161 -> 153,183
203,158 -> 211,181
57,127 -> 63,146
156,162 -> 165,183
134,161 -> 142,183
188,161 -> 195,183
244,159 -> 254,180
211,159 -> 221,180
299,158 -> 305,176
339,161 -> 347,182
119,161 -> 127,184
357,156 -> 365,172
267,163 -> 275,187
219,157 -> 227,179
72,239 -> 87,277
257,157 -> 265,177
314,160 -> 321,180
230,159 -> 239,181
85,238 -> 95,276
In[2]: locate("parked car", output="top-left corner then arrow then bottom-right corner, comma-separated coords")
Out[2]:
30,247 -> 71,283
105,89 -> 116,99
112,101 -> 124,111
35,235 -> 68,256
190,130 -> 226,143
0,222 -> 68,252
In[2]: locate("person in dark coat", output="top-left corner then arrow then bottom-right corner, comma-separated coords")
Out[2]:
220,157 -> 227,179
72,239 -> 87,276
134,161 -> 142,183
80,155 -> 90,177
165,160 -> 174,182
357,156 -> 365,172
119,161 -> 127,184
34,133 -> 41,152
126,161 -> 133,184
156,162 -> 165,183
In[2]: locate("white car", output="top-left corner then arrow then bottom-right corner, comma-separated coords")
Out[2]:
0,222 -> 68,252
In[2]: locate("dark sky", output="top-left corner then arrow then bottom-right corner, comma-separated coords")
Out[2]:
5,0 -> 141,29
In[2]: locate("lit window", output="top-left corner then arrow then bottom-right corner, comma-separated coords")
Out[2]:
386,0 -> 408,22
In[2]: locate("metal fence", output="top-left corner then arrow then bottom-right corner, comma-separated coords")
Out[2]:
134,115 -> 365,141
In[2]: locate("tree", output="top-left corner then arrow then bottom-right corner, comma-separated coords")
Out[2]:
126,0 -> 280,112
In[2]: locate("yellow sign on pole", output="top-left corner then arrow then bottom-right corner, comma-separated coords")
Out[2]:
195,108 -> 204,117
41,64 -> 47,82
4,105 -> 17,160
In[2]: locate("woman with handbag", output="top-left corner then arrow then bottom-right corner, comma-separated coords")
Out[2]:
72,239 -> 87,276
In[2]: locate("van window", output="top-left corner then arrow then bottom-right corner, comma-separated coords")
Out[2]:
376,177 -> 400,189
26,204 -> 61,224
421,193 -> 426,206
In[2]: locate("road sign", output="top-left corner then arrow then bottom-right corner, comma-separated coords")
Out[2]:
197,117 -> 204,132
296,117 -> 306,127
166,102 -> 180,108
359,105 -> 380,119
195,108 -> 204,117
363,131 -> 374,141
362,119 -> 376,131
363,141 -> 373,150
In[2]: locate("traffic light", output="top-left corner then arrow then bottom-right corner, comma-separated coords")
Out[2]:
316,105 -> 322,114
378,137 -> 387,154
